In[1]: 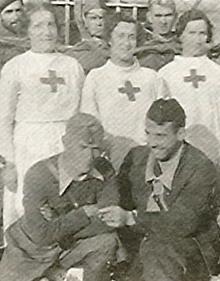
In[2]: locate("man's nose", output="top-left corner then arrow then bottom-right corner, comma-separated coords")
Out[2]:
197,34 -> 206,44
147,135 -> 160,147
42,25 -> 53,36
160,16 -> 167,24
97,19 -> 103,26
123,37 -> 133,48
11,11 -> 19,21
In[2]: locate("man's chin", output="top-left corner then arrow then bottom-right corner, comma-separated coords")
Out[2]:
92,31 -> 104,38
158,28 -> 170,36
120,56 -> 135,65
5,25 -> 20,34
152,150 -> 167,161
35,42 -> 56,53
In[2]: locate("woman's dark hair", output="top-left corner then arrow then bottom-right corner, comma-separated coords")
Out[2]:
104,13 -> 146,47
176,9 -> 213,43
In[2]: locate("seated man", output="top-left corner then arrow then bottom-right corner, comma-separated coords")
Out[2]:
0,113 -> 119,281
100,99 -> 220,281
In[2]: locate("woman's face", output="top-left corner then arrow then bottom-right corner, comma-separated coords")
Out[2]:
28,10 -> 58,53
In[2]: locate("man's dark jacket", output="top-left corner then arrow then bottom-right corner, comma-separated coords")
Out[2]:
0,22 -> 29,71
118,142 -> 220,281
135,32 -> 181,71
0,154 -> 117,281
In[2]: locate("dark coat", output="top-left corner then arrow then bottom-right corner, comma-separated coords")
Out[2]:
0,22 -> 29,71
64,39 -> 109,74
0,154 -> 118,281
118,142 -> 220,281
135,34 -> 181,71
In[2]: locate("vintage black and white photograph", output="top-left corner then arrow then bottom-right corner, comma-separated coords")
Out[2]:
0,0 -> 220,280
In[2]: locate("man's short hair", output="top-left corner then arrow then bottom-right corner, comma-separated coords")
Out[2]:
65,113 -> 104,147
148,0 -> 176,13
147,98 -> 186,130
105,13 -> 145,47
176,9 -> 213,42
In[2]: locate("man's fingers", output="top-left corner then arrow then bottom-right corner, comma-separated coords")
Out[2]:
99,207 -> 111,213
105,222 -> 118,228
99,206 -> 116,214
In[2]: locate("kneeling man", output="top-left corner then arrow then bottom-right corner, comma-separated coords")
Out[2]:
0,113 -> 118,281
100,99 -> 220,281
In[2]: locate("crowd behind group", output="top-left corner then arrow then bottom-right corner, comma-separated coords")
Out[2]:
0,0 -> 220,280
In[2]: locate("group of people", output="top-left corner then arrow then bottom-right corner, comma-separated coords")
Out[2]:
0,0 -> 219,281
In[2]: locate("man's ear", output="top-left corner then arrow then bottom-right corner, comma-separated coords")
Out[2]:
147,11 -> 152,24
177,127 -> 185,141
170,12 -> 177,31
84,16 -> 88,29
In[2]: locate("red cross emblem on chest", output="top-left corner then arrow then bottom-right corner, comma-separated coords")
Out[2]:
40,70 -> 65,93
118,80 -> 141,102
184,69 -> 206,88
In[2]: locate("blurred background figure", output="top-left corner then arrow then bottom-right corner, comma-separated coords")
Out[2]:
135,0 -> 181,71
64,0 -> 110,74
0,0 -> 29,70
0,0 -> 24,35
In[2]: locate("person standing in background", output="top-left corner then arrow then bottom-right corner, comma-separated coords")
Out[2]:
0,0 -> 29,70
81,15 -> 167,171
135,0 -> 181,71
0,1 -> 84,232
64,0 -> 110,74
159,9 -> 220,165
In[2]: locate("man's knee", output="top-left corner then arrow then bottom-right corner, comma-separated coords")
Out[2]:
60,233 -> 118,269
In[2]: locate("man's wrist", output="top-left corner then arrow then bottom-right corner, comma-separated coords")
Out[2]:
83,204 -> 98,218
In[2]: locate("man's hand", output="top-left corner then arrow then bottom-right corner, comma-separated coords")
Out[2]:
1,162 -> 17,193
83,204 -> 99,218
98,206 -> 133,228
40,203 -> 56,221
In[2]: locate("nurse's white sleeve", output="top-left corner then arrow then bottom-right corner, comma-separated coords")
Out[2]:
0,60 -> 20,163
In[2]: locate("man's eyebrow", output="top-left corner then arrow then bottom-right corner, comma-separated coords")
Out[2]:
4,9 -> 14,13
